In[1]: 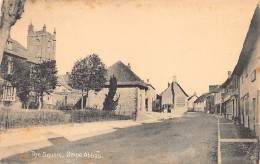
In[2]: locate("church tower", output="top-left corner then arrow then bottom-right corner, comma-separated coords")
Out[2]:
27,23 -> 56,63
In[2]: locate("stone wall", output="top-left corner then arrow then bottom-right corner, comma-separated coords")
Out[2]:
86,87 -> 139,116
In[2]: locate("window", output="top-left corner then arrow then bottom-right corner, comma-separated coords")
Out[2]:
251,70 -> 256,82
47,95 -> 52,104
253,98 -> 257,123
7,57 -> 14,75
145,98 -> 148,111
177,97 -> 185,107
2,86 -> 16,101
245,94 -> 249,115
64,96 -> 68,105
36,39 -> 41,57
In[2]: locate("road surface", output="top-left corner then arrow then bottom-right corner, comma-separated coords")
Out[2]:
1,112 -> 222,164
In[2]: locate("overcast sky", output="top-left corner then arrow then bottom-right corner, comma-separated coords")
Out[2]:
11,0 -> 258,96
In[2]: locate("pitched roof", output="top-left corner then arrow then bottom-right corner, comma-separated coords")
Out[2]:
4,38 -> 29,59
159,82 -> 189,97
176,82 -> 189,97
233,4 -> 259,76
188,95 -> 198,101
106,61 -> 148,89
57,74 -> 81,93
194,93 -> 209,103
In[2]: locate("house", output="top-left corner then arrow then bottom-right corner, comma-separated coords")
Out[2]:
219,71 -> 239,120
0,24 -> 56,107
42,74 -> 82,109
214,86 -> 225,115
194,93 -> 208,112
205,85 -> 219,113
159,76 -> 189,113
187,93 -> 198,111
231,3 -> 260,132
85,61 -> 156,116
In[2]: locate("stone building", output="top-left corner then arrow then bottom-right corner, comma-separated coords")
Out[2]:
86,61 -> 156,116
194,93 -> 208,112
27,24 -> 56,63
0,24 -> 56,107
42,74 -> 82,109
159,76 -> 189,113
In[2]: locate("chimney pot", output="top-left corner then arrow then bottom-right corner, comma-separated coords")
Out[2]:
128,63 -> 131,69
147,79 -> 149,83
228,71 -> 232,78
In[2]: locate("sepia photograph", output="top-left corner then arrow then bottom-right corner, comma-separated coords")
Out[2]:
0,0 -> 260,163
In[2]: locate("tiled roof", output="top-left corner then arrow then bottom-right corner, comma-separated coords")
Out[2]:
4,38 -> 29,59
194,93 -> 209,103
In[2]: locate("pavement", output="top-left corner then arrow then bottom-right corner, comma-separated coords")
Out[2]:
217,116 -> 258,164
0,109 -> 186,160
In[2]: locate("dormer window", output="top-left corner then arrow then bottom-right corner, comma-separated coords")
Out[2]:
6,40 -> 13,50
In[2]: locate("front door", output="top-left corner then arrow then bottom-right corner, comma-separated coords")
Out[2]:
167,105 -> 171,113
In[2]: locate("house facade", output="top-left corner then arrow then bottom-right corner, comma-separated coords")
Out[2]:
160,77 -> 189,113
187,93 -> 198,111
194,93 -> 208,112
231,3 -> 260,132
220,72 -> 239,120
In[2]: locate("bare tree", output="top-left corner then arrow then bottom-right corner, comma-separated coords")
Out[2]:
0,0 -> 26,64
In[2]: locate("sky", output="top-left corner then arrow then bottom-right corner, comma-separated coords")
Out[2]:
10,0 -> 258,96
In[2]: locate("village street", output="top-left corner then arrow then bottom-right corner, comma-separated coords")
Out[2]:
2,112 -> 256,164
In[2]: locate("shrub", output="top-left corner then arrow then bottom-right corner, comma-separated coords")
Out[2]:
64,109 -> 131,123
0,107 -> 70,131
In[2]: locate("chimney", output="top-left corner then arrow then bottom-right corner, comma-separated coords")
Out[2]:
147,79 -> 150,83
168,82 -> 170,87
43,24 -> 46,32
127,63 -> 131,70
173,76 -> 177,82
228,71 -> 231,78
194,92 -> 197,96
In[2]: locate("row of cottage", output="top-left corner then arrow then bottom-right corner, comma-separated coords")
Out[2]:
1,22 -> 193,116
193,3 -> 260,134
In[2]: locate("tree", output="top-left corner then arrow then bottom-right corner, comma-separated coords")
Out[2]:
31,60 -> 58,109
6,59 -> 32,109
69,54 -> 107,110
103,75 -> 120,111
0,0 -> 26,65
